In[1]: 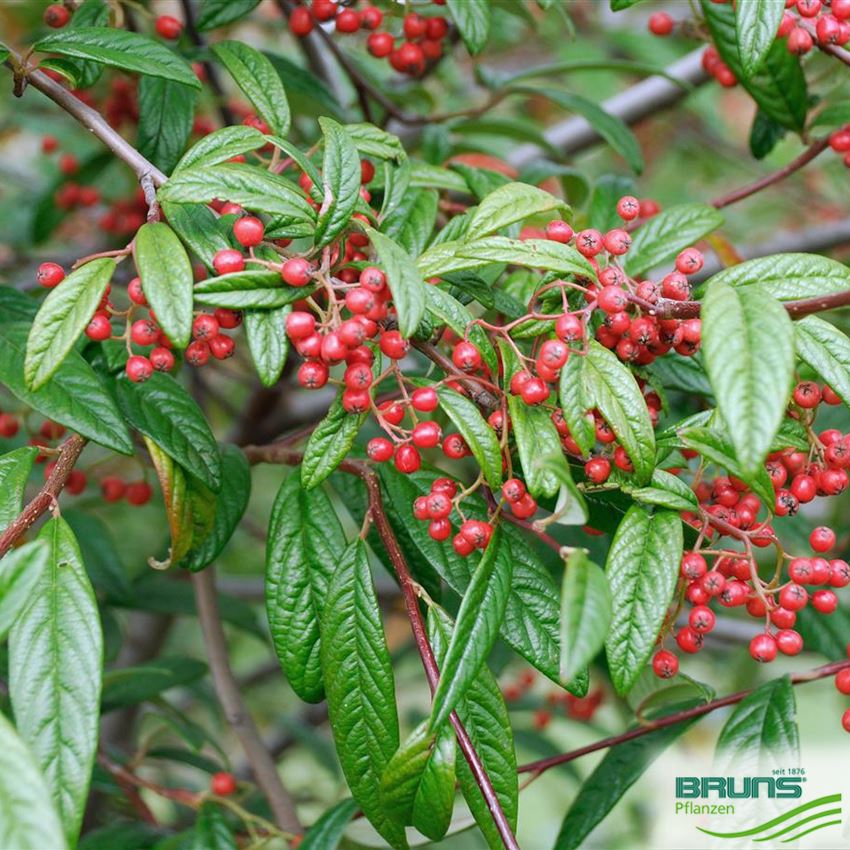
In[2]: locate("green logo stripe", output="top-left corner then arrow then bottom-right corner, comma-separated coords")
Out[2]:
696,794 -> 842,839
782,819 -> 843,844
756,808 -> 842,842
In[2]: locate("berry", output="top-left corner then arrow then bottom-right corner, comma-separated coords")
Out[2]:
648,11 -> 674,35
150,347 -> 174,372
442,433 -> 468,459
453,533 -> 475,557
556,313 -> 584,342
155,15 -> 183,39
616,196 -> 640,221
597,286 -> 627,314
344,363 -> 372,391
367,438 -> 394,463
286,311 -> 316,340
779,583 -> 808,611
576,229 -> 603,257
810,526 -> 836,552
85,314 -> 112,341
128,277 -> 146,305
652,649 -> 679,679
793,381 -> 821,408
428,518 -> 451,541
776,629 -> 803,656
37,262 -> 65,288
362,6 -> 383,29
125,481 -> 152,506
368,31 -> 395,58
210,772 -> 237,796
100,477 -> 126,502
546,220 -> 573,243
520,377 -> 550,405
412,421 -> 441,449
675,626 -> 704,654
452,341 -> 481,372
298,360 -> 328,389
336,8 -> 360,32
379,401 -> 405,426
459,520 -> 493,549
126,355 -> 153,383
681,552 -> 707,581
212,249 -> 245,275
700,570 -> 726,597
830,559 -> 850,588
209,335 -> 235,360
689,605 -> 716,634
411,387 -> 438,412
502,478 -> 526,503
0,413 -> 20,438
44,4 -> 70,27
426,492 -> 452,520
749,633 -> 778,663
511,493 -> 538,519
812,589 -> 838,614
602,229 -> 631,255
787,26 -> 814,54
281,258 -> 313,287
342,389 -> 369,414
835,668 -> 850,695
289,6 -> 314,36
233,215 -> 265,247
186,341 -> 210,367
394,445 -> 421,474
379,331 -> 409,360
843,709 -> 850,733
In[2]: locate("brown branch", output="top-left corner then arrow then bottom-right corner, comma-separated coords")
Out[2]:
0,434 -> 86,558
98,752 -> 200,808
192,567 -> 302,836
414,340 -> 501,411
517,658 -> 850,780
243,445 -> 520,850
710,137 -> 831,210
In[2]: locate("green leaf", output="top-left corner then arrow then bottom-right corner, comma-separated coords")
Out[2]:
158,164 -> 315,236
436,386 -> 502,491
35,27 -> 201,89
796,314 -> 850,410
624,203 -> 723,277
446,0 -> 491,54
626,468 -> 699,512
162,201 -> 232,270
0,322 -> 133,455
63,509 -> 132,600
266,471 -> 346,703
299,799 -> 358,850
558,354 -> 595,456
116,373 -> 221,491
428,608 -> 518,849
0,541 -> 48,641
193,269 -> 307,309
715,676 -> 798,774
736,0 -> 785,77
589,174 -> 636,232
749,108 -> 786,159
553,702 -> 703,849
383,189 -> 438,258
795,604 -> 850,658
314,117 -> 361,247
364,227 -> 426,337
0,712 -> 67,850
701,0 -> 807,131
0,446 -> 37,535
810,103 -> 850,129
508,394 -> 565,498
560,549 -> 611,684
192,802 -> 236,850
102,657 -> 207,711
9,517 -> 103,846
244,305 -> 290,386
431,528 -> 511,730
604,506 -> 682,695
381,721 -> 456,841
134,222 -> 194,349
137,76 -> 195,175
175,125 -> 267,172
345,123 -> 407,162
322,540 -> 406,848
468,182 -> 568,237
24,257 -> 114,390
696,253 -> 850,301
584,341 -> 656,484
702,280 -> 794,476
516,86 -> 643,173
212,40 -> 289,136
197,0 -> 261,30
179,445 -> 250,571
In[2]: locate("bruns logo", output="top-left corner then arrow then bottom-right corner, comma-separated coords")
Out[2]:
676,776 -> 804,799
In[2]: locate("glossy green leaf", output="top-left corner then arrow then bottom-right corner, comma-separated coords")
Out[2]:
158,164 -> 315,236
0,446 -> 37,534
810,103 -> 850,129
468,182 -> 569,237
558,354 -> 595,455
244,305 -> 290,386
179,445 -> 250,572
431,529 -> 512,730
175,125 -> 267,172
102,657 -> 207,711
560,549 -> 611,684
137,76 -> 195,174
508,394 -> 565,498
715,676 -> 798,774
381,721 -> 456,841
554,702 -> 703,849
116,373 -> 221,491
161,201 -> 232,270
0,541 -> 48,641
345,122 -> 406,162
0,712 -> 67,850
584,341 -> 655,484
446,0 -> 491,54
35,27 -> 200,89
428,607 -> 518,849
736,0 -> 785,77
63,510 -> 132,600
795,315 -> 850,413
605,506 -> 683,695
626,468 -> 699,512
193,269 -> 307,309
364,227 -> 426,337
322,540 -> 406,848
697,253 -> 850,301
749,109 -> 786,159
134,222 -> 194,348
212,40 -> 289,135
191,802 -> 236,850
702,280 -> 794,476
436,386 -> 502,491
315,117 -> 361,247
9,517 -> 103,846
795,604 -> 850,658
0,322 -> 133,455
266,471 -> 346,702
299,799 -> 358,850
198,0 -> 261,30
589,174 -> 636,232
24,257 -> 114,390
701,0 -> 807,131
383,188 -> 438,258
624,204 -> 723,277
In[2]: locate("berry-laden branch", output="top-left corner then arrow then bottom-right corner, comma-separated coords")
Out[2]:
517,657 -> 850,781
0,433 -> 86,559
192,567 -> 303,836
242,444 -> 521,850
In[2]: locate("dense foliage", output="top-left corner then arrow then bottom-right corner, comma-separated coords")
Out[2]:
1,1 -> 850,848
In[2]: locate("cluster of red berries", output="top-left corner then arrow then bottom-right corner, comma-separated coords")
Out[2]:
0,408 -> 21,439
288,0 -> 450,76
835,650 -> 850,732
776,0 -> 850,55
99,475 -> 153,506
40,139 -> 102,210
827,124 -> 850,169
410,478 -> 496,555
501,668 -> 604,729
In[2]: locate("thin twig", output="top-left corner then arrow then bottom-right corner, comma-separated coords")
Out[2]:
0,434 -> 86,558
192,567 -> 302,836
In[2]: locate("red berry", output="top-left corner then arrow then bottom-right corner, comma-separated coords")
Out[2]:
555,313 -> 584,342
126,355 -> 153,383
700,570 -> 726,597
603,228 -> 631,256
411,387 -> 439,412
459,520 -> 492,549
675,626 -> 704,654
214,308 -> 242,330
616,196 -> 640,221
361,6 -> 383,30
212,249 -> 245,276
298,360 -> 328,389
652,649 -> 679,679
545,220 -> 574,244
342,389 -> 369,414
771,607 -> 796,629
843,708 -> 850,733
749,633 -> 778,663
810,526 -> 836,553
597,286 -> 628,314
452,341 -> 481,372
127,276 -> 146,306
0,414 -> 20,438
453,533 -> 475,557
150,347 -> 174,372
395,445 -> 421,474
100,476 -> 126,502
285,311 -> 316,341
428,518 -> 452,541
776,629 -> 803,656
155,15 -> 182,39
835,668 -> 850,695
233,215 -> 265,247
44,4 -> 70,27
779,583 -> 808,611
289,6 -> 314,36
36,262 -> 65,288
511,493 -> 538,519
368,31 -> 395,58
412,421 -> 441,449
576,229 -> 603,257
584,457 -> 611,485
502,478 -> 526,503
210,772 -> 237,796
344,363 -> 372,391
126,481 -> 153,506
379,401 -> 405,426
336,8 -> 360,32
812,589 -> 838,614
359,266 -> 386,292
367,437 -> 394,462
520,377 -> 550,405
209,335 -> 235,360
648,11 -> 674,35
688,605 -> 716,634
680,552 -> 707,581
793,381 -> 821,409
787,26 -> 814,54
85,314 -> 112,341
281,258 -> 313,287
442,433 -> 468,459
403,12 -> 427,39
830,559 -> 850,588
191,314 -> 218,342
379,330 -> 409,360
